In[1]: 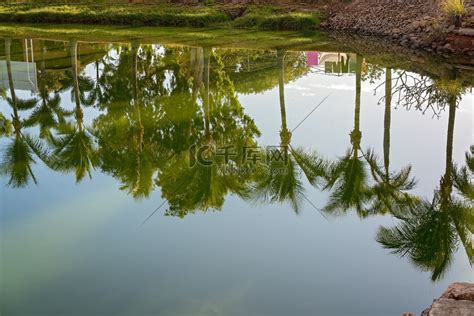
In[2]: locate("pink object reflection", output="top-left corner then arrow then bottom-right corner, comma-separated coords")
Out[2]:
306,51 -> 319,66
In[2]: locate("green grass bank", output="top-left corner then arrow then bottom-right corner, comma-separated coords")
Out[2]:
0,23 -> 328,50
0,4 -> 322,30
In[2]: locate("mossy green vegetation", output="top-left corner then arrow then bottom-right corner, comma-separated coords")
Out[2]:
442,0 -> 467,17
0,23 -> 327,50
233,6 -> 321,30
0,4 -> 229,27
0,4 -> 322,30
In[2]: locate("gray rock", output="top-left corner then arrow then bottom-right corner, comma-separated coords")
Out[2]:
455,27 -> 474,36
440,282 -> 474,301
427,298 -> 474,316
421,283 -> 474,316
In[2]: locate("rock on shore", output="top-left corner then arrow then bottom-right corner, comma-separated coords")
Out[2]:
421,283 -> 474,316
325,0 -> 474,56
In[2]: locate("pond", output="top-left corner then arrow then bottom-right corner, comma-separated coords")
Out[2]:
0,26 -> 473,316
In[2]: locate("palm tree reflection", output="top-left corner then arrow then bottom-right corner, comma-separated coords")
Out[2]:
365,67 -> 417,215
1,38 -> 48,187
323,54 -> 372,218
49,40 -> 99,182
377,84 -> 473,281
22,40 -> 71,141
253,49 -> 327,213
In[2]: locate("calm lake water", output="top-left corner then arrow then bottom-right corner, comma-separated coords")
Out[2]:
0,27 -> 473,316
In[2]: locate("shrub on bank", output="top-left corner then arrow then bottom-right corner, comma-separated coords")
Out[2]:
443,0 -> 467,17
443,0 -> 466,26
233,6 -> 320,30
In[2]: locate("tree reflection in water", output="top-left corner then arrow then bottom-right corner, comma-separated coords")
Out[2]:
48,40 -> 99,183
1,38 -> 48,187
376,76 -> 473,281
322,54 -> 373,217
0,38 -> 472,280
252,49 -> 328,213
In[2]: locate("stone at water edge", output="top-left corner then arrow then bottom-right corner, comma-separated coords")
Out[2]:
422,282 -> 474,316
439,282 -> 474,301
428,298 -> 474,316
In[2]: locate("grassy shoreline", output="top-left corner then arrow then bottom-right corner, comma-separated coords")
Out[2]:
0,4 -> 322,30
0,23 -> 328,50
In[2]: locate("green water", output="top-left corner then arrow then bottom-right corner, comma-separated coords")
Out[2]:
0,27 -> 473,316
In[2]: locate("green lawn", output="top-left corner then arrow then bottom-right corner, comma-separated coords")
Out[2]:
0,4 -> 322,30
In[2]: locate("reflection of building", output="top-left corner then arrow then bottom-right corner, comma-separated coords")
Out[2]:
0,39 -> 37,93
0,38 -> 109,94
306,52 -> 357,76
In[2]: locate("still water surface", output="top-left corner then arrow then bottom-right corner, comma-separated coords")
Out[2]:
0,29 -> 473,316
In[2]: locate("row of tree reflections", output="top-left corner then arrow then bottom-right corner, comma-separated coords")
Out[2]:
0,38 -> 472,281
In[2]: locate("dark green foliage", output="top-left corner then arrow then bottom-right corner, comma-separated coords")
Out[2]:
233,6 -> 321,30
